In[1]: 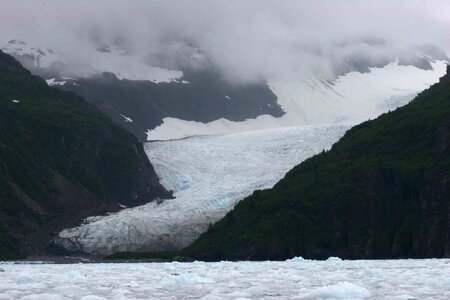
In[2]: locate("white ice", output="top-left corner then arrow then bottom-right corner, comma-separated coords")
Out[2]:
57,125 -> 348,255
46,78 -> 66,86
1,259 -> 450,299
148,60 -> 447,140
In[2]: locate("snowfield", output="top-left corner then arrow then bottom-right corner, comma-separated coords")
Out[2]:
55,125 -> 348,255
2,40 -> 184,83
148,60 -> 447,140
1,259 -> 450,299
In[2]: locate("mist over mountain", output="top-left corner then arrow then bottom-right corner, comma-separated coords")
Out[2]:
1,0 -> 450,259
1,0 -> 449,84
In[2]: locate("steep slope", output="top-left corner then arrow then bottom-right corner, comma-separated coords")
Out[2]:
58,70 -> 283,141
183,65 -> 450,261
0,51 -> 171,259
3,40 -> 447,142
149,60 -> 447,140
2,40 -> 284,141
52,125 -> 347,255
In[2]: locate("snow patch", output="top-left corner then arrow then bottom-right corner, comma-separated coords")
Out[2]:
46,78 -> 66,86
119,114 -> 133,123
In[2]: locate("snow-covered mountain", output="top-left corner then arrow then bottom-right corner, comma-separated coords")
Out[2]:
3,39 -> 448,141
1,39 -> 65,70
2,39 -> 283,141
1,39 -> 182,83
149,60 -> 448,140
3,38 -> 449,256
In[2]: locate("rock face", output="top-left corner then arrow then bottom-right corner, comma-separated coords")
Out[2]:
57,70 -> 284,141
0,51 -> 171,259
1,39 -> 284,141
183,65 -> 450,261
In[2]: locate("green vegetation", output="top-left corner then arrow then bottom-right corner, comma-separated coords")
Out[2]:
112,66 -> 450,261
0,51 -> 168,259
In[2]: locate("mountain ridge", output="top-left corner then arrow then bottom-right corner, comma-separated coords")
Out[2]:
181,65 -> 450,260
110,64 -> 450,261
0,50 -> 171,259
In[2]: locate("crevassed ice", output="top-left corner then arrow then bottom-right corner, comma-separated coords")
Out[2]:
56,125 -> 348,255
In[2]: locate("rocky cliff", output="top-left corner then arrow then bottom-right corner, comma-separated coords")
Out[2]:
0,51 -> 171,259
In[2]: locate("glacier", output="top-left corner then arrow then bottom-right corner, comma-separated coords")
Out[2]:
55,125 -> 348,255
54,59 -> 448,256
54,61 -> 446,255
1,259 -> 450,299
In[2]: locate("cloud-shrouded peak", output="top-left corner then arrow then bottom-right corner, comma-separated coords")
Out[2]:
0,0 -> 449,83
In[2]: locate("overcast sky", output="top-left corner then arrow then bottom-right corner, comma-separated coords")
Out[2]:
0,0 -> 449,82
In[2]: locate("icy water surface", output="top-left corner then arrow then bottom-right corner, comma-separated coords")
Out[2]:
1,258 -> 450,299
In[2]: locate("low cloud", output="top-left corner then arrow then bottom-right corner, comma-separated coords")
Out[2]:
0,0 -> 449,83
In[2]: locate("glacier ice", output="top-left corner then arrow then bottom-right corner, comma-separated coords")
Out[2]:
148,60 -> 447,140
56,125 -> 348,255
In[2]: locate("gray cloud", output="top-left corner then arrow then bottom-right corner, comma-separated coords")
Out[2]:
0,0 -> 449,83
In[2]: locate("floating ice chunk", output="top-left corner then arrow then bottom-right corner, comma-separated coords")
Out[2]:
197,295 -> 226,300
222,291 -> 253,298
118,203 -> 127,209
80,296 -> 108,300
16,274 -> 35,284
392,294 -> 418,300
20,294 -> 68,300
67,270 -> 84,280
181,80 -> 190,84
326,256 -> 343,262
160,273 -> 215,285
286,256 -> 310,262
53,286 -> 91,297
305,282 -> 371,299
